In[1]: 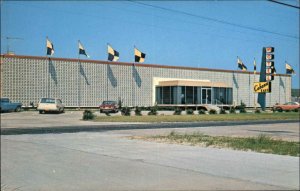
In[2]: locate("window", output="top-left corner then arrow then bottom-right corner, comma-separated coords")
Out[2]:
186,86 -> 193,104
156,85 -> 233,105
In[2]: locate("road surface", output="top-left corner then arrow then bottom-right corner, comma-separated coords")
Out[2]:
1,127 -> 299,190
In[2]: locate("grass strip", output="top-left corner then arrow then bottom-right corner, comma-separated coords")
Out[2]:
94,112 -> 299,123
136,132 -> 300,156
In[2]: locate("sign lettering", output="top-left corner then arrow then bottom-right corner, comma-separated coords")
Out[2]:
254,82 -> 271,93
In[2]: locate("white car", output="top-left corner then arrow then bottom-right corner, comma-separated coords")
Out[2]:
37,98 -> 65,114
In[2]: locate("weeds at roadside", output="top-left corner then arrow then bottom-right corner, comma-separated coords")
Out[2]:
143,132 -> 299,156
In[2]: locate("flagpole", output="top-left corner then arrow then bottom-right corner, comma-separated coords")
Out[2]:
106,43 -> 109,101
46,36 -> 50,98
285,61 -> 287,103
133,45 -> 136,107
78,40 -> 80,110
236,56 -> 239,106
253,58 -> 256,110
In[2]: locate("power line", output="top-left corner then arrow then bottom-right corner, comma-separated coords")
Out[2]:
267,0 -> 300,9
128,0 -> 299,39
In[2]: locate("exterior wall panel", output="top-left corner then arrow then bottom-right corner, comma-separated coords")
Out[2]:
0,55 -> 291,108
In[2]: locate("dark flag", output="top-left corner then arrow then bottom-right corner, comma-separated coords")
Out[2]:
78,41 -> 89,57
237,57 -> 247,71
107,44 -> 119,61
286,63 -> 295,74
46,38 -> 54,56
134,48 -> 146,63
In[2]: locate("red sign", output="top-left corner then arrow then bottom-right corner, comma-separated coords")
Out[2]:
266,54 -> 274,60
266,61 -> 274,67
266,68 -> 272,74
266,47 -> 274,53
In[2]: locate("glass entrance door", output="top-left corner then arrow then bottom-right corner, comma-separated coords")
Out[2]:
201,88 -> 212,104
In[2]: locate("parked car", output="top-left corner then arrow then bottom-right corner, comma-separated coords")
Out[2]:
0,98 -> 22,112
37,98 -> 65,114
99,101 -> 119,113
273,102 -> 300,112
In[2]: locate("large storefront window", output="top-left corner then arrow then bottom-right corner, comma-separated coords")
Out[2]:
213,87 -> 233,105
156,86 -> 232,105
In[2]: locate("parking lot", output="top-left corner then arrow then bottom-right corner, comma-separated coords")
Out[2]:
1,110 -> 299,141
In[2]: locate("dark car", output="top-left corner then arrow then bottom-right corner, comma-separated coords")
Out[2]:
99,101 -> 119,113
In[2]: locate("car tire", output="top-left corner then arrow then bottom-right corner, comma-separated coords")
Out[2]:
100,110 -> 102,113
276,107 -> 283,112
39,110 -> 43,114
15,106 -> 21,112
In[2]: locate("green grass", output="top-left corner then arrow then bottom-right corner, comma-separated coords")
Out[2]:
142,132 -> 300,156
94,112 -> 299,123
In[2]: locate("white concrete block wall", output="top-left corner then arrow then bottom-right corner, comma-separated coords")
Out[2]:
0,56 -> 291,108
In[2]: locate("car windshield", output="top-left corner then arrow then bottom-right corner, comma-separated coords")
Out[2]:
102,101 -> 116,105
40,98 -> 55,103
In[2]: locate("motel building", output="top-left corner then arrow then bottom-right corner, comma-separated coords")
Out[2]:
0,54 -> 291,109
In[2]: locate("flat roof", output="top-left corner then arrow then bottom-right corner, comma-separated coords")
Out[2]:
0,54 -> 290,77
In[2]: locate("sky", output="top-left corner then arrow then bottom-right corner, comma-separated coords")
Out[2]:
1,0 -> 299,88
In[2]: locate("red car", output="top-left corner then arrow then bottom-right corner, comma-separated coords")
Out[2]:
99,101 -> 119,113
273,102 -> 300,112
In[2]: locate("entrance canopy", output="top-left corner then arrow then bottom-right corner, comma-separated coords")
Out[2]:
158,80 -> 231,88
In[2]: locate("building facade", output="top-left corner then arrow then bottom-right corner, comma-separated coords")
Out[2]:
0,54 -> 291,108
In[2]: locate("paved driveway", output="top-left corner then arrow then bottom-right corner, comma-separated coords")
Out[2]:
1,111 -> 299,141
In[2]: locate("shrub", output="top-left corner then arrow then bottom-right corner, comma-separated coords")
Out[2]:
229,107 -> 236,114
239,108 -> 247,113
135,106 -> 142,116
148,105 -> 158,115
198,109 -> 206,115
209,109 -> 217,114
186,108 -> 194,115
118,97 -> 123,108
121,107 -> 131,116
254,109 -> 261,113
82,110 -> 95,120
238,101 -> 247,113
173,107 -> 182,115
219,108 -> 226,114
240,101 -> 246,108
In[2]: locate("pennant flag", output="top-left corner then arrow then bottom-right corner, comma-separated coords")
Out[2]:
78,41 -> 89,57
253,58 -> 256,74
107,44 -> 119,61
46,38 -> 54,56
237,57 -> 247,71
286,63 -> 295,74
134,47 -> 146,63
